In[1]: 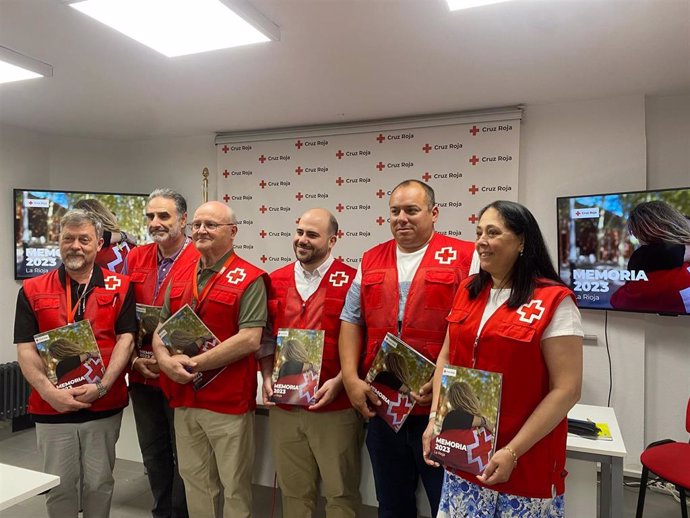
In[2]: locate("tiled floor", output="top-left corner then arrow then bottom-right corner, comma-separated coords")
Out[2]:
0,422 -> 684,517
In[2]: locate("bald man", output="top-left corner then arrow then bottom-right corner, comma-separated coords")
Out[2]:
152,201 -> 268,518
263,208 -> 364,518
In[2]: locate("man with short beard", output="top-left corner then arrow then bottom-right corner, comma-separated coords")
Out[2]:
14,209 -> 136,518
263,208 -> 363,518
124,188 -> 198,518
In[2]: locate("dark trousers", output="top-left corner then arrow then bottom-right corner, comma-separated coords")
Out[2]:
130,383 -> 188,518
366,414 -> 443,518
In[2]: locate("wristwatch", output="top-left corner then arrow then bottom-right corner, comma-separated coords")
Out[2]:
95,380 -> 108,399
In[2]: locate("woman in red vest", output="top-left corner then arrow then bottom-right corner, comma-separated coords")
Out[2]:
423,200 -> 583,518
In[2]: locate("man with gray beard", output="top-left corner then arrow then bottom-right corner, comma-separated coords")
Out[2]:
124,188 -> 198,518
14,209 -> 136,518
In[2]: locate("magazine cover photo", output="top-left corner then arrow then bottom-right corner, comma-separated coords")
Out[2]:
365,333 -> 435,432
430,365 -> 502,475
271,328 -> 325,406
34,319 -> 104,389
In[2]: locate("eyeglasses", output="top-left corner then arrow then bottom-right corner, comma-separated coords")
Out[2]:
188,221 -> 236,231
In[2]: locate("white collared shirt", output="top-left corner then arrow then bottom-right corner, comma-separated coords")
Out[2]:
294,255 -> 335,301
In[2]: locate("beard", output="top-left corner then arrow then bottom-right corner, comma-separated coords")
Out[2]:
293,242 -> 329,266
149,225 -> 182,244
62,254 -> 86,271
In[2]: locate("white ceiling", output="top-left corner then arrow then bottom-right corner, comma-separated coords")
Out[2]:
0,0 -> 688,140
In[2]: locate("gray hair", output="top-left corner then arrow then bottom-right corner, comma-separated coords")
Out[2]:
148,188 -> 187,217
61,209 -> 103,239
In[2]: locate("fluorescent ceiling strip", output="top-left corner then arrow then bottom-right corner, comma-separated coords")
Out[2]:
0,46 -> 53,84
446,0 -> 514,10
69,0 -> 275,57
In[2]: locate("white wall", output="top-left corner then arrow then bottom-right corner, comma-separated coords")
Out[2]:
0,125 -> 215,364
2,92 -> 689,474
643,94 -> 690,446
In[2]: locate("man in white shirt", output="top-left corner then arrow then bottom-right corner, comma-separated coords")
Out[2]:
264,208 -> 364,518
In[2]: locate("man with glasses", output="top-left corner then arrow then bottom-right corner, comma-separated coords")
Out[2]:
339,180 -> 476,518
124,188 -> 197,518
152,201 -> 268,518
14,209 -> 136,518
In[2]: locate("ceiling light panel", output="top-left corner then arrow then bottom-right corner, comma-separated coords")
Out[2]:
69,0 -> 274,57
446,0 -> 514,10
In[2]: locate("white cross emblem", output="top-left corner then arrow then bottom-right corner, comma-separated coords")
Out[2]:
434,246 -> 457,265
104,275 -> 121,291
517,299 -> 545,324
329,271 -> 350,287
226,267 -> 247,285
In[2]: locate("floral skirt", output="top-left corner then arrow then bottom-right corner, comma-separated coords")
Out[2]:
436,470 -> 565,518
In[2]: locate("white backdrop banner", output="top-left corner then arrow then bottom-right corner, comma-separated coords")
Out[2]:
216,111 -> 521,271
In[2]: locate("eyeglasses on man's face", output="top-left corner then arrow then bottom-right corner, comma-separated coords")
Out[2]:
188,221 -> 236,231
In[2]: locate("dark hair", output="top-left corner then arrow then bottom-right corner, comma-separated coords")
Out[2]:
467,200 -> 565,308
148,188 -> 187,217
328,212 -> 339,236
391,179 -> 435,210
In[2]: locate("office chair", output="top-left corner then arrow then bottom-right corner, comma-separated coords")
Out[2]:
635,397 -> 690,518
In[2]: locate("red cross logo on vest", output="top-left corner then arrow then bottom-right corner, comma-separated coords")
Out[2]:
434,246 -> 457,265
225,267 -> 247,285
329,271 -> 350,287
517,299 -> 545,324
104,275 -> 121,291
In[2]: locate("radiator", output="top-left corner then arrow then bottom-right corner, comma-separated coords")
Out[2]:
0,361 -> 31,419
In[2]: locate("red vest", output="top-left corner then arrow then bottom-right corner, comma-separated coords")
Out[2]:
126,241 -> 199,387
96,242 -> 133,274
268,260 -> 356,413
360,233 -> 473,416
159,253 -> 267,415
610,262 -> 690,314
23,268 -> 131,415
447,278 -> 574,498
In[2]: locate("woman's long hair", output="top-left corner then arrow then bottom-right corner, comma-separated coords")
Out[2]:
468,200 -> 565,308
446,381 -> 483,416
49,338 -> 83,360
282,338 -> 311,364
628,200 -> 690,245
385,351 -> 412,386
74,199 -> 120,233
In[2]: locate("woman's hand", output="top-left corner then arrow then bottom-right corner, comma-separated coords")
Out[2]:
476,447 -> 517,485
422,419 -> 440,467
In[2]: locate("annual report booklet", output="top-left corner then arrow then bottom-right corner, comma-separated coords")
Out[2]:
364,333 -> 435,432
157,304 -> 224,391
429,365 -> 502,475
270,328 -> 325,406
135,304 -> 162,361
34,319 -> 104,389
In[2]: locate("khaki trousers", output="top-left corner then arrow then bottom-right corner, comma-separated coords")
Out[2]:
269,406 -> 364,518
174,407 -> 254,518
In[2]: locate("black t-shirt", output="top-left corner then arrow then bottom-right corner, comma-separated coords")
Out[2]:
441,409 -> 474,432
372,370 -> 403,391
627,243 -> 684,272
13,265 -> 137,424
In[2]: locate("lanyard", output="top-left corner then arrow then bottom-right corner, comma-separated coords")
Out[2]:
192,252 -> 236,309
65,270 -> 93,324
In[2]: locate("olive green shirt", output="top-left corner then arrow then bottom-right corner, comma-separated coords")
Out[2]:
161,248 -> 267,329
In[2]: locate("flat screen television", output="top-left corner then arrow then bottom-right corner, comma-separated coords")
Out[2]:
557,187 -> 690,315
14,189 -> 149,280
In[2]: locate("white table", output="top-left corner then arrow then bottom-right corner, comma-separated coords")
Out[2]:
0,463 -> 60,511
567,404 -> 627,518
